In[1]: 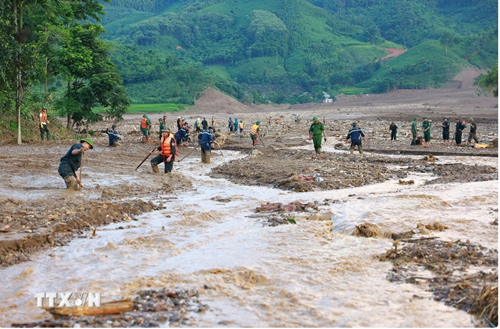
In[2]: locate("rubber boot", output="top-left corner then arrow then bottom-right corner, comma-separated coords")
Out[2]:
201,150 -> 206,163
205,151 -> 211,164
64,176 -> 79,191
359,146 -> 364,154
350,148 -> 353,155
151,163 -> 159,173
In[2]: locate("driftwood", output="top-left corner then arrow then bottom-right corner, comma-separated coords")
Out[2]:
44,299 -> 133,318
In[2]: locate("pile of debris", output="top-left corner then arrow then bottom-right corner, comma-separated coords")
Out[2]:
12,288 -> 208,328
380,238 -> 498,326
255,201 -> 319,213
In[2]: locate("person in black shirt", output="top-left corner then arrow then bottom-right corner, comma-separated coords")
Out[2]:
58,139 -> 94,190
389,122 -> 398,141
467,118 -> 479,144
441,118 -> 450,146
454,119 -> 466,145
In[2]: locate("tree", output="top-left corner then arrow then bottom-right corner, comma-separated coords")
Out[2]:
440,32 -> 455,54
474,64 -> 498,97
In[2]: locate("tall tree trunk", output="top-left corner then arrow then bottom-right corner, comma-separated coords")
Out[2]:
14,0 -> 22,145
66,80 -> 71,128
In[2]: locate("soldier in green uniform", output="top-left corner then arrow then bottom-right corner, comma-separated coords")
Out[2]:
309,116 -> 327,154
411,117 -> 418,145
158,117 -> 166,140
422,116 -> 432,147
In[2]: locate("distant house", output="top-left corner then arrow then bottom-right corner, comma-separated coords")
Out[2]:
323,92 -> 333,103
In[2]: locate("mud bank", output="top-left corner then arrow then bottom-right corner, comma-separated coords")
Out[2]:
211,148 -> 498,192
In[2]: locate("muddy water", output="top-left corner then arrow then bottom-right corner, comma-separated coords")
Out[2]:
0,150 -> 497,327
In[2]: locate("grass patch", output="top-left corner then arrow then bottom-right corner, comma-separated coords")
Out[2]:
338,87 -> 371,95
95,103 -> 187,114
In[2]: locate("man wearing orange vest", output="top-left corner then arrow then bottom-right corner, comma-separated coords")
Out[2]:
150,129 -> 178,173
140,114 -> 152,142
39,106 -> 50,140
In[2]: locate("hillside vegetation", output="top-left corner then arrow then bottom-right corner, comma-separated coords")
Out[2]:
49,0 -> 498,105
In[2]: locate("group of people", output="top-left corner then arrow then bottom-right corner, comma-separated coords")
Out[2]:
54,105 -> 485,190
227,117 -> 244,134
408,117 -> 479,147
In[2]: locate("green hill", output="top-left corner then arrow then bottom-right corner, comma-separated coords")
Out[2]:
99,0 -> 498,103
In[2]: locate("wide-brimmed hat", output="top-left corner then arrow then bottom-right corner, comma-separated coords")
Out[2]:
80,138 -> 94,149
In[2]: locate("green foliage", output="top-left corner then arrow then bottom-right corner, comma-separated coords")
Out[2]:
95,103 -> 186,114
95,0 -> 498,105
474,64 -> 498,97
359,41 -> 470,92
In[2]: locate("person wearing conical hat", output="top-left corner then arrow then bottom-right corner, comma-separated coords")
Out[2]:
309,116 -> 327,154
58,139 -> 94,190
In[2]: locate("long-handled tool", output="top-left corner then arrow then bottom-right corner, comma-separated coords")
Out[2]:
78,150 -> 84,188
178,144 -> 200,162
135,146 -> 158,171
259,134 -> 266,147
214,141 -> 224,158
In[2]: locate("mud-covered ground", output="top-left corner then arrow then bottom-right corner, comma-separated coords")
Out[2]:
0,83 -> 497,327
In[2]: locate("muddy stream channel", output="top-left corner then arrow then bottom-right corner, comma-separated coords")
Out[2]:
0,147 -> 497,327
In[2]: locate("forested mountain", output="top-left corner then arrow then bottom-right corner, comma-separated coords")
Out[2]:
100,0 -> 498,104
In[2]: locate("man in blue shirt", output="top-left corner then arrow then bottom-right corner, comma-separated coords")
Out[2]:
199,127 -> 215,164
105,124 -> 121,147
346,122 -> 366,154
174,122 -> 190,147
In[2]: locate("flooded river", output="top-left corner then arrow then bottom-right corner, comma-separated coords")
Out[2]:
0,150 -> 497,327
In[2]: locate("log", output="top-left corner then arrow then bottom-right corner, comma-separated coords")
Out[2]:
44,299 -> 133,318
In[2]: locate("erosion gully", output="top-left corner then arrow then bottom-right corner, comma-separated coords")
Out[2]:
0,147 -> 497,327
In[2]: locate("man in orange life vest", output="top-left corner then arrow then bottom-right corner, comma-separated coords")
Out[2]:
140,115 -> 152,142
39,106 -> 50,140
150,129 -> 178,173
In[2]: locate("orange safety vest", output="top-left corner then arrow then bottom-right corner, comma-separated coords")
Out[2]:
39,111 -> 48,124
251,124 -> 259,135
161,134 -> 178,157
141,118 -> 149,129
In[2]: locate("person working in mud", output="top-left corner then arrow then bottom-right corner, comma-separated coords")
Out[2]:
238,120 -> 244,135
176,117 -> 182,131
202,117 -> 208,130
105,124 -> 121,147
467,118 -> 479,144
234,118 -> 239,134
198,126 -> 215,164
211,116 -> 215,127
323,117 -> 326,124
441,117 -> 451,146
309,116 -> 327,154
39,106 -> 50,141
58,139 -> 94,190
158,117 -> 167,140
228,117 -> 234,132
389,122 -> 398,141
250,121 -> 262,147
150,129 -> 178,174
140,115 -> 152,142
346,122 -> 366,154
422,116 -> 432,147
194,118 -> 201,133
455,118 -> 466,145
411,117 -> 418,145
174,122 -> 190,147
